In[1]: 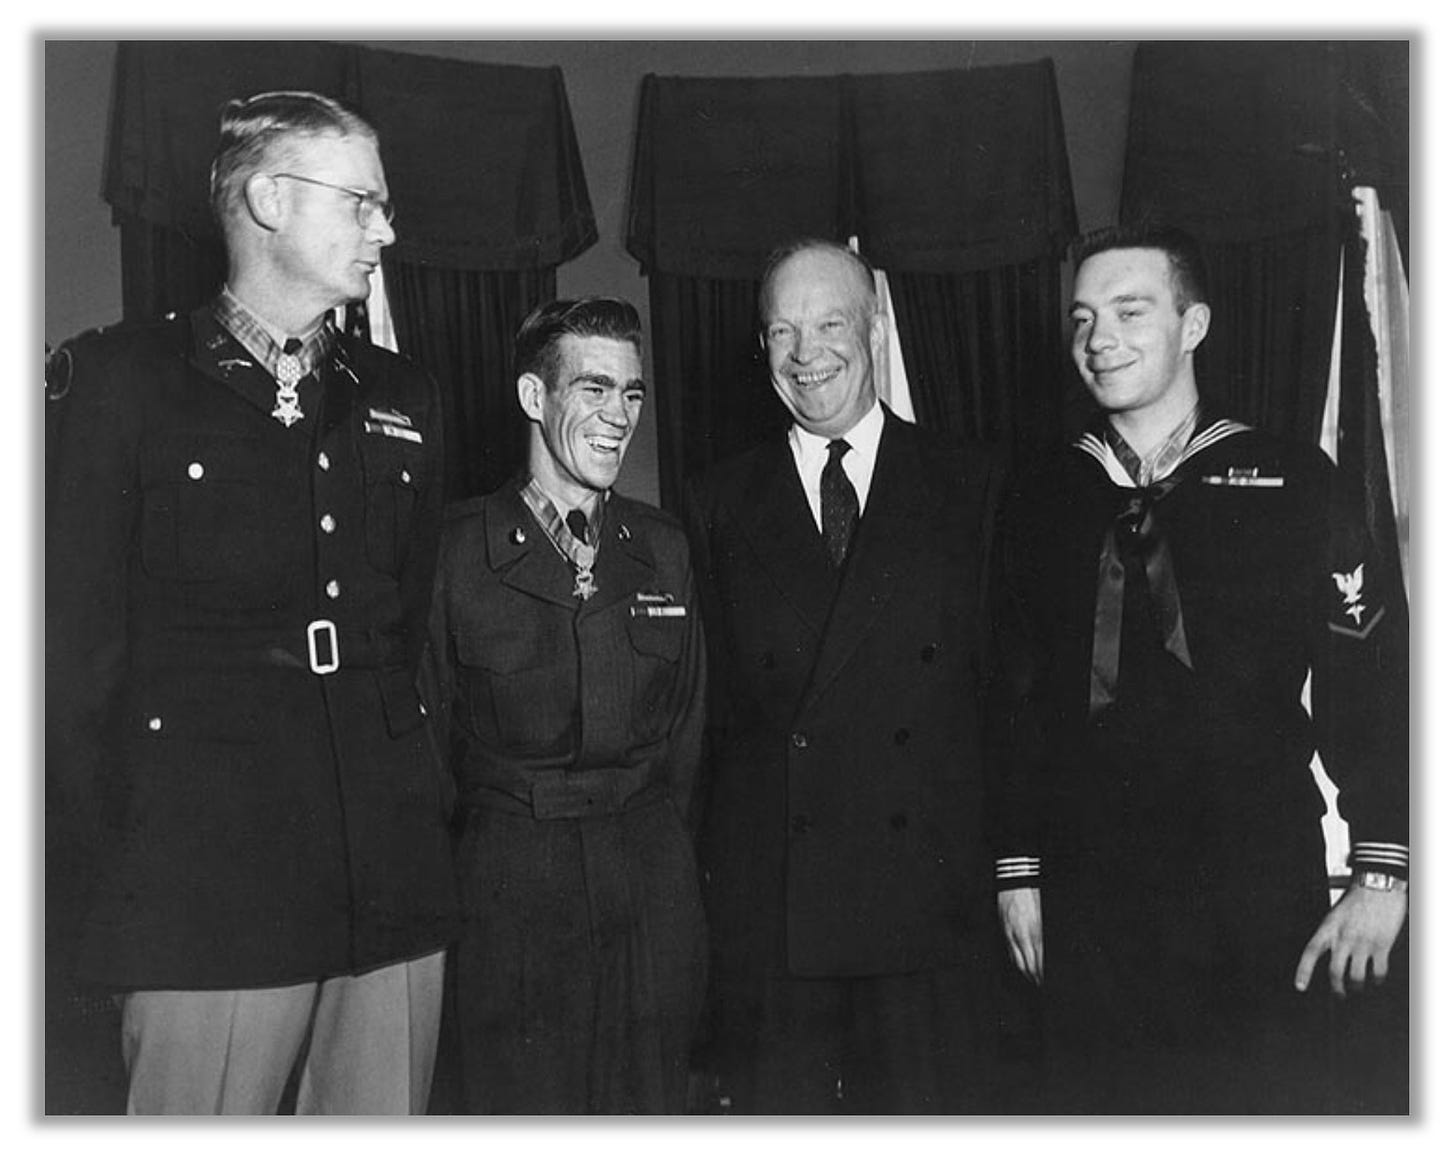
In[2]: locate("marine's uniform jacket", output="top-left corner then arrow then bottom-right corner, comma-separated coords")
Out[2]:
46,307 -> 459,991
431,483 -> 706,826
684,408 -> 1005,979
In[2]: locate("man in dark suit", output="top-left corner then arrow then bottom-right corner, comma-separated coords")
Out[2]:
46,91 -> 457,1113
684,239 -> 1005,1113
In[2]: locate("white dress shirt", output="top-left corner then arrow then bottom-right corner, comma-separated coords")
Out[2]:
787,402 -> 887,531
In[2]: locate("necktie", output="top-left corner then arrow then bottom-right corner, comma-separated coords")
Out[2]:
1088,473 -> 1194,718
820,438 -> 859,568
272,338 -> 305,428
565,509 -> 590,545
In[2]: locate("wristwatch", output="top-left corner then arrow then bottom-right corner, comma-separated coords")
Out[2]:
1353,869 -> 1408,893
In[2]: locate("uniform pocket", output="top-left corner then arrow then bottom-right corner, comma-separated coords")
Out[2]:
361,445 -> 422,576
453,627 -> 567,749
139,434 -> 276,585
624,610 -> 687,662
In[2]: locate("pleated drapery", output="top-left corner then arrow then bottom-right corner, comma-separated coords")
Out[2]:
627,61 -> 1080,511
101,40 -> 597,499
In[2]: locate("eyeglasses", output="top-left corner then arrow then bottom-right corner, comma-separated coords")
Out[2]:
270,173 -> 395,227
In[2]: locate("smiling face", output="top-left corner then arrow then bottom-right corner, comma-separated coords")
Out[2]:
520,334 -> 645,509
761,247 -> 886,438
267,131 -> 396,315
1069,246 -> 1208,432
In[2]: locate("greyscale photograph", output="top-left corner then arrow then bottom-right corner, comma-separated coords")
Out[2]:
42,37 -> 1410,1117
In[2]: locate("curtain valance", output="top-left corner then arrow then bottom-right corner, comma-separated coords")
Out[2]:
626,60 -> 1078,279
103,40 -> 597,271
1121,41 -> 1408,243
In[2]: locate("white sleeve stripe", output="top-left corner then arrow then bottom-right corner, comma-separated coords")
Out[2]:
1351,843 -> 1409,867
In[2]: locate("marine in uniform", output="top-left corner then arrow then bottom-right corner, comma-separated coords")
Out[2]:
990,225 -> 1409,1113
46,91 -> 457,1114
431,298 -> 708,1114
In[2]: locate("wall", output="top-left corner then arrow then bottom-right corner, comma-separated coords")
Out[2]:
43,38 -> 1137,503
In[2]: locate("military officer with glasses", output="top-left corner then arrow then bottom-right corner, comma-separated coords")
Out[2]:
46,89 -> 457,1114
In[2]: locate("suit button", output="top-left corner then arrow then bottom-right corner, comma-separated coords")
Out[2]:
325,579 -> 341,599
791,814 -> 811,835
790,732 -> 808,749
320,513 -> 337,533
147,716 -> 163,732
186,461 -> 204,481
894,727 -> 911,745
921,643 -> 938,663
890,813 -> 908,831
317,451 -> 331,471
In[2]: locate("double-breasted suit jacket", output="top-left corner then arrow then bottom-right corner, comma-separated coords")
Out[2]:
46,307 -> 459,991
685,407 -> 1005,980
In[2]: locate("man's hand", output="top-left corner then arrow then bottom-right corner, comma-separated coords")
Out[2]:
1294,884 -> 1408,998
998,886 -> 1044,985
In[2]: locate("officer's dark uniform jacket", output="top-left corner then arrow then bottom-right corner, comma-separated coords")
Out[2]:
432,483 -> 707,822
46,307 -> 458,991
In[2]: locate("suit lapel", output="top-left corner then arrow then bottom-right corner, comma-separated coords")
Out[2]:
729,436 -> 840,633
801,413 -> 939,709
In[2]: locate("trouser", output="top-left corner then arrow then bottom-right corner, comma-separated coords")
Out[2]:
120,949 -> 445,1115
1042,868 -> 1334,1114
708,961 -> 998,1114
452,799 -> 708,1113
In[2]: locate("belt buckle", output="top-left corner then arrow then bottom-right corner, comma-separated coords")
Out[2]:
307,619 -> 340,675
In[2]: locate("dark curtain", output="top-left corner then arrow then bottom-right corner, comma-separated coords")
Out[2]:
628,63 -> 1079,512
1194,227 -> 1344,441
1121,40 -> 1411,1114
888,257 -> 1069,465
115,212 -> 227,322
626,72 -> 847,514
1120,41 -> 1407,445
647,274 -> 782,514
384,263 -> 556,501
100,40 -> 597,502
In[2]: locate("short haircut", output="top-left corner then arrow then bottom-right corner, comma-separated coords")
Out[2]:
1070,221 -> 1210,314
757,238 -> 879,326
209,90 -> 379,228
512,297 -> 643,385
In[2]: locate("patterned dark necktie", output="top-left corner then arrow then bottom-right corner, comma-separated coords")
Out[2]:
820,437 -> 859,568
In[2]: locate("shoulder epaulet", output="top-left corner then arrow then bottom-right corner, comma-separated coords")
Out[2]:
45,320 -> 123,401
46,312 -> 192,402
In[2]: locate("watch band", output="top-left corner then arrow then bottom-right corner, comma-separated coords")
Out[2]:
1353,869 -> 1408,893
